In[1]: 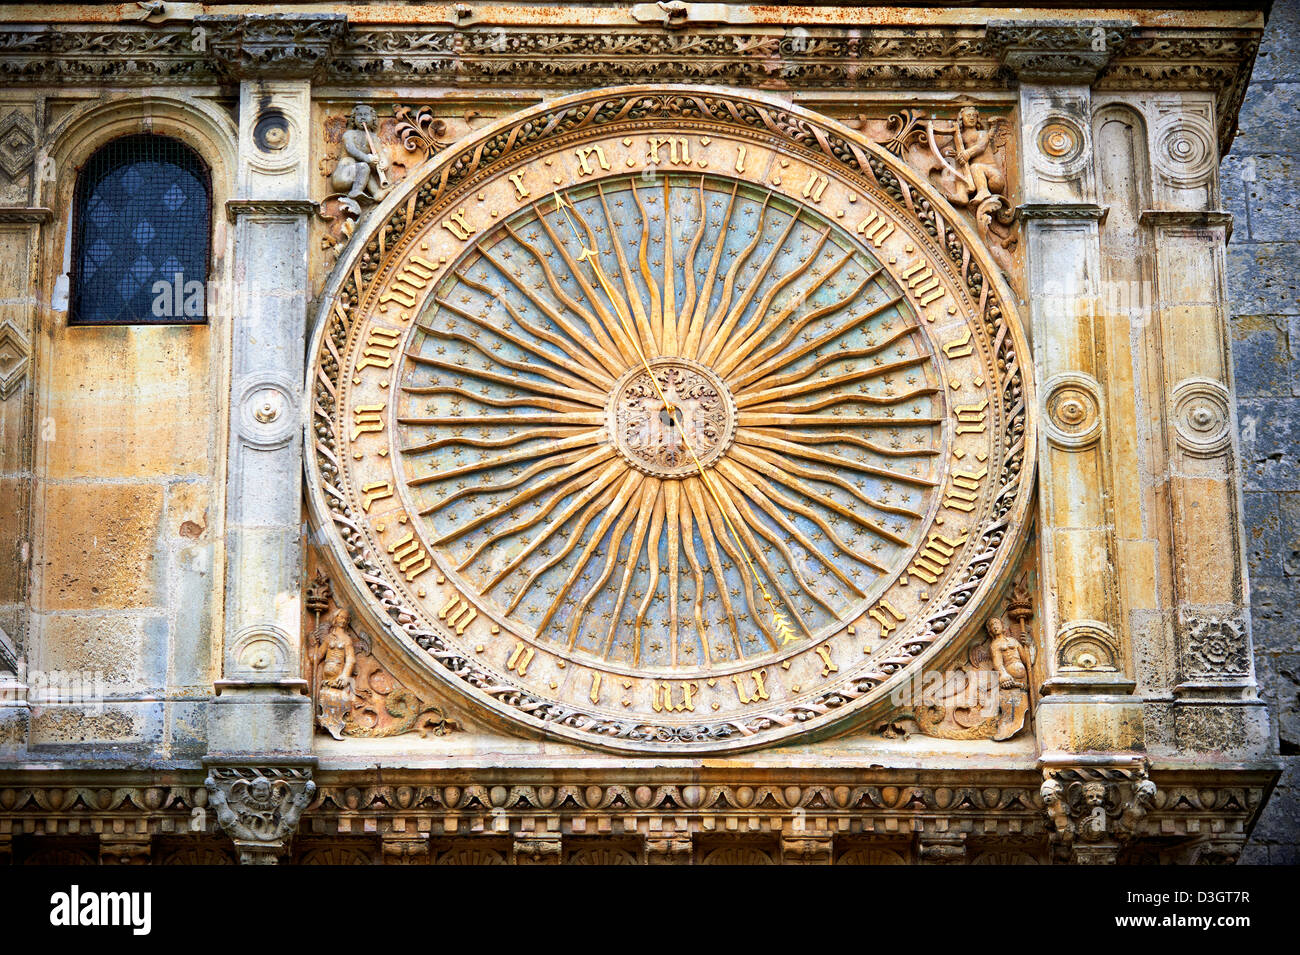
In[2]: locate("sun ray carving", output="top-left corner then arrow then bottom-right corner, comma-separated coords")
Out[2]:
396,173 -> 943,671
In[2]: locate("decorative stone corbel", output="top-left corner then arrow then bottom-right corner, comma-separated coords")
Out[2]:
1040,763 -> 1158,864
204,765 -> 316,864
780,832 -> 834,865
645,833 -> 693,865
99,834 -> 152,865
917,831 -> 968,864
381,834 -> 431,864
986,19 -> 1132,84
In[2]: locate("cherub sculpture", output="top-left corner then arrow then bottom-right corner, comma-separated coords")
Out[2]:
205,772 -> 315,844
327,104 -> 391,220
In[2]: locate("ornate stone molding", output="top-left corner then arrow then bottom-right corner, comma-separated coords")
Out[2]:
879,582 -> 1036,742
987,19 -> 1132,84
0,22 -> 1260,150
854,106 -> 1018,274
0,765 -> 1277,864
304,570 -> 459,741
225,198 -> 318,221
0,206 -> 52,223
1018,202 -> 1107,221
195,13 -> 347,81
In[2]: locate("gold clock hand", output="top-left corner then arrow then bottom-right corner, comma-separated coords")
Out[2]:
549,190 -> 800,646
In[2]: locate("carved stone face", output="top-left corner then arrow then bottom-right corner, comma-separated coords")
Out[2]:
350,105 -> 378,130
986,616 -> 1006,639
959,106 -> 980,130
250,778 -> 271,802
332,607 -> 351,628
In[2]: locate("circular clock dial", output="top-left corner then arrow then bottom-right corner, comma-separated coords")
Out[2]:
398,174 -> 940,674
308,88 -> 1033,752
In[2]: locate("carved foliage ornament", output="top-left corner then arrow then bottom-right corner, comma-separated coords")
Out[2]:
304,85 -> 1036,754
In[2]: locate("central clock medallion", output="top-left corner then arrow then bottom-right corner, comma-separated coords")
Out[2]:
306,87 -> 1035,753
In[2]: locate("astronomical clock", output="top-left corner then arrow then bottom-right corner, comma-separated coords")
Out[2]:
306,87 -> 1034,754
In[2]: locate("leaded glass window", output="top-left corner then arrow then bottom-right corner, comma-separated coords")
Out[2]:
71,134 -> 212,325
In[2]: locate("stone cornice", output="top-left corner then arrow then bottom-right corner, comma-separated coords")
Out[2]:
0,764 -> 1278,864
225,198 -> 318,221
0,206 -> 53,224
987,19 -> 1132,84
1019,202 -> 1109,222
0,20 -> 1262,178
194,12 -> 347,81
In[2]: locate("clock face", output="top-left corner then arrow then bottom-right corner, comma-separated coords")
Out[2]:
307,88 -> 1033,753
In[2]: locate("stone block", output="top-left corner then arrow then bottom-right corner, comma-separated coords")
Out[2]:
34,612 -> 167,694
37,483 -> 164,611
1238,396 -> 1300,491
43,324 -> 213,481
1227,241 -> 1300,317
1241,490 -> 1283,577
1232,81 -> 1300,156
1234,154 -> 1300,242
1250,1 -> 1300,83
28,700 -> 163,749
1230,315 -> 1289,396
1246,574 -> 1300,654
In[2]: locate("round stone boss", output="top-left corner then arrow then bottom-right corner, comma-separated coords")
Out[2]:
305,86 -> 1037,753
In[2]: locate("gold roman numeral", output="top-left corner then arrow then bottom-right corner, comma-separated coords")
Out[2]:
868,599 -> 906,638
907,530 -> 969,585
441,209 -> 476,241
386,530 -> 431,581
351,402 -> 385,440
355,324 -> 402,372
651,680 -> 699,713
506,641 -> 534,677
732,668 -> 770,705
378,254 -> 438,308
942,465 -> 987,513
954,398 -> 989,435
438,593 -> 478,635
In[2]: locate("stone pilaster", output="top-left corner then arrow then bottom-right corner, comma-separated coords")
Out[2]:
997,21 -> 1144,757
1138,94 -> 1270,758
203,15 -> 344,758
0,93 -> 48,758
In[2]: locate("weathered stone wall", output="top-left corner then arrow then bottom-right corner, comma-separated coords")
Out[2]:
1229,0 -> 1300,864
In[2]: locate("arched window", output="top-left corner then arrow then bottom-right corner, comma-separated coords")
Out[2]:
71,134 -> 211,325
